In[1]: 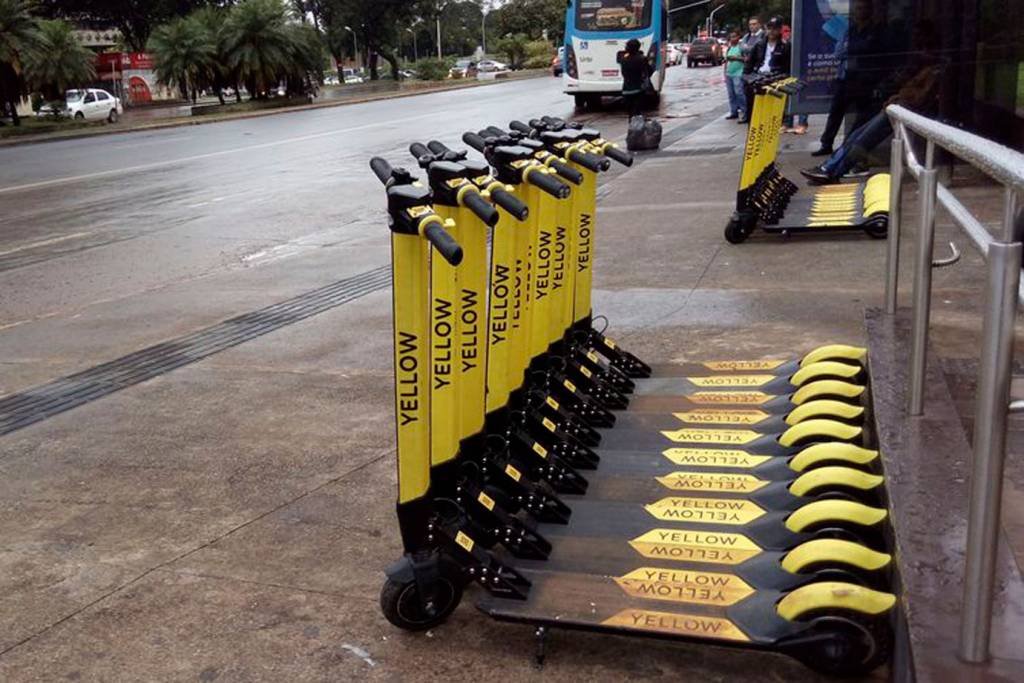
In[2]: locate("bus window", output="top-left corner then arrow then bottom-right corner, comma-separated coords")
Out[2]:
576,0 -> 652,32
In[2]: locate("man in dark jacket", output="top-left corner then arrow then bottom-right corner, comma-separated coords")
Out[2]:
745,16 -> 791,77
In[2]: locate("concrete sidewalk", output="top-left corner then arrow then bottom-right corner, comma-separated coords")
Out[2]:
1,106 -> 1019,681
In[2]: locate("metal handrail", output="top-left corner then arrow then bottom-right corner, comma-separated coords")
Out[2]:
889,105 -> 1024,193
883,104 -> 1024,665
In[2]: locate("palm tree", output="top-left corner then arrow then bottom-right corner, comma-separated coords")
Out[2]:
223,0 -> 293,99
0,0 -> 39,126
148,15 -> 215,103
25,20 -> 95,102
191,6 -> 237,104
283,22 -> 323,96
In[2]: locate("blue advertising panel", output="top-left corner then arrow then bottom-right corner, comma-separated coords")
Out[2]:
791,0 -> 850,114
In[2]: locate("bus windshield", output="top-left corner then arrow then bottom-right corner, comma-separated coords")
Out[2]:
575,0 -> 652,32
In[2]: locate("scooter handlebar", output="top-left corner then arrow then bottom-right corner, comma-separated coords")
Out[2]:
427,140 -> 451,155
604,145 -> 634,167
424,222 -> 463,266
528,169 -> 571,199
568,148 -> 611,173
509,120 -> 533,135
463,190 -> 500,227
409,142 -> 431,160
463,131 -> 487,153
547,159 -> 584,186
490,188 -> 529,221
370,157 -> 392,185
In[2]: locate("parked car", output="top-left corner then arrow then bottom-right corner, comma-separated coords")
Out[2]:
343,68 -> 364,84
59,88 -> 123,122
449,59 -> 478,79
666,44 -> 684,66
686,38 -> 723,67
477,59 -> 508,73
551,46 -> 565,76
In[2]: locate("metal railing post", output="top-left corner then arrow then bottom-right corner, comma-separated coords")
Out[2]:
959,190 -> 1023,662
908,142 -> 938,415
884,131 -> 905,314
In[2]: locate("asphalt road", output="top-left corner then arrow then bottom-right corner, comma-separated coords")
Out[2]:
0,67 -> 726,393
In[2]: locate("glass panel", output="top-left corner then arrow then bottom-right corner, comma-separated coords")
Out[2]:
576,0 -> 652,32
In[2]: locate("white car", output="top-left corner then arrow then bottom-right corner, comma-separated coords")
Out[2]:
477,59 -> 508,73
343,68 -> 364,84
666,44 -> 684,66
65,88 -> 123,122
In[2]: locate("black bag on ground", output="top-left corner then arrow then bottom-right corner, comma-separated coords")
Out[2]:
626,115 -> 662,151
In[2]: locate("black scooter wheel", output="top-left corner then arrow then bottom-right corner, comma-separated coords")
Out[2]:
724,218 -> 748,244
864,219 -> 888,239
790,612 -> 893,677
380,562 -> 463,631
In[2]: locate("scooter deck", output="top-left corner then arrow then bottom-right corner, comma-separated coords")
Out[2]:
478,568 -> 801,649
762,180 -> 889,232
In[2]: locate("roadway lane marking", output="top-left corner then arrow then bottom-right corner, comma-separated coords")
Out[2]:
0,111 -> 442,196
0,231 -> 93,257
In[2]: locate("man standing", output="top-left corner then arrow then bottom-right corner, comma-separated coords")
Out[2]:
737,16 -> 763,123
745,16 -> 791,78
724,31 -> 746,119
813,0 -> 885,156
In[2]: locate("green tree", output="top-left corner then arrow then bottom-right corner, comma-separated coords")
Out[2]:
0,0 -> 39,126
493,0 -> 563,43
223,0 -> 294,98
148,14 -> 215,102
25,19 -> 95,101
316,0 -> 418,81
191,5 -> 239,104
282,21 -> 324,94
494,32 -> 527,68
37,0 -> 214,52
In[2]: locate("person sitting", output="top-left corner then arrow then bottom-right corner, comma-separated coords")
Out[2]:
801,22 -> 941,184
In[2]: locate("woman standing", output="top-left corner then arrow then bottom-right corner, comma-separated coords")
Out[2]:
618,38 -> 651,118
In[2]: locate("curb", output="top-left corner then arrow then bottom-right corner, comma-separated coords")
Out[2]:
0,71 -> 550,149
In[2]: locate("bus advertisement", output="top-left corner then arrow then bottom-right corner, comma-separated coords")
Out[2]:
562,0 -> 669,110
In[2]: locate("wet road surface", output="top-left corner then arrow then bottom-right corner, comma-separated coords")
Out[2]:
0,67 -> 726,385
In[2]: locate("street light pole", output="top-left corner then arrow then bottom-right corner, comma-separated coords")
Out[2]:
706,3 -> 726,38
481,0 -> 489,53
344,25 -> 359,70
406,28 -> 418,62
436,16 -> 442,58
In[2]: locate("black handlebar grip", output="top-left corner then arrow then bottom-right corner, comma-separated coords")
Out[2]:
463,190 -> 500,227
604,145 -> 634,167
528,170 -> 571,199
547,159 -> 584,186
427,140 -> 450,155
409,142 -> 430,160
568,149 -> 611,173
463,131 -> 487,152
491,188 -> 529,221
424,223 -> 463,266
509,120 -> 532,135
370,157 -> 392,185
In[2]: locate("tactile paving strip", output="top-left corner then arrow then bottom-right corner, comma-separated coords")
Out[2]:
0,265 -> 391,436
